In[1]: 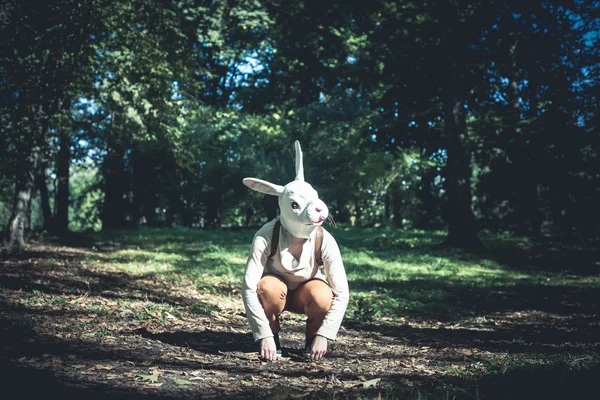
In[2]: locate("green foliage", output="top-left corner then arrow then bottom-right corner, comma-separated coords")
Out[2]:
0,200 -> 12,233
69,163 -> 103,232
0,0 -> 598,244
351,295 -> 383,321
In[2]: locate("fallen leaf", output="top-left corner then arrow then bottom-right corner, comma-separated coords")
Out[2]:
164,312 -> 180,321
135,373 -> 159,383
289,390 -> 313,398
362,378 -> 381,389
173,379 -> 191,385
216,384 -> 242,392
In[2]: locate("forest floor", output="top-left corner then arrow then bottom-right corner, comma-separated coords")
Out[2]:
0,227 -> 599,399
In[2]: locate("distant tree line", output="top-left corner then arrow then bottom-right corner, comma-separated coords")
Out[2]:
1,0 -> 598,252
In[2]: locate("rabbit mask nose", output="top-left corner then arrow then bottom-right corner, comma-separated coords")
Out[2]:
310,200 -> 328,220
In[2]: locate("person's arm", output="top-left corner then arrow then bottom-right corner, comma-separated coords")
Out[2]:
241,231 -> 273,341
242,228 -> 281,361
316,231 -> 349,340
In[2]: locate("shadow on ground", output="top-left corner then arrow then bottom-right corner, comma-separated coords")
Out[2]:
0,230 -> 599,399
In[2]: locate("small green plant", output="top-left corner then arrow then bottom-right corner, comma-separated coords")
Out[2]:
136,310 -> 154,320
196,282 -> 222,295
49,296 -> 68,307
89,304 -> 113,316
73,321 -> 91,331
430,258 -> 447,270
192,302 -> 218,316
351,296 -> 382,321
83,325 -> 110,337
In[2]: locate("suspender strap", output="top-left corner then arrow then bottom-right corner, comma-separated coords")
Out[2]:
269,220 -> 282,259
269,220 -> 324,267
315,226 -> 324,266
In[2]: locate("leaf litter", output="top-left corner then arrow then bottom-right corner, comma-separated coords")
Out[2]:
0,241 -> 599,399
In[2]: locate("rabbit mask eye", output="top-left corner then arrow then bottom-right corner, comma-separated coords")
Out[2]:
291,202 -> 300,210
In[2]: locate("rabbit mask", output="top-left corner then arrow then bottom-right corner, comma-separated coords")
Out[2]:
243,141 -> 329,239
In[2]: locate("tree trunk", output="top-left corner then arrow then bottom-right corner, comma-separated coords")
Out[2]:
131,149 -> 159,227
25,188 -> 33,232
204,194 -> 221,228
101,128 -> 127,230
36,161 -> 54,231
6,104 -> 47,252
166,204 -> 175,227
55,128 -> 70,233
506,34 -> 533,236
167,181 -> 186,227
384,192 -> 391,222
527,81 -> 541,236
264,196 -> 278,222
443,75 -> 482,249
244,207 -> 254,227
391,186 -> 403,228
510,84 -> 538,237
417,167 -> 438,228
142,197 -> 158,227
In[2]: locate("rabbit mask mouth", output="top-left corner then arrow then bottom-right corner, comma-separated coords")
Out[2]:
307,215 -> 327,225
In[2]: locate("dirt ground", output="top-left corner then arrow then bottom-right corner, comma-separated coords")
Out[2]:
1,240 -> 599,399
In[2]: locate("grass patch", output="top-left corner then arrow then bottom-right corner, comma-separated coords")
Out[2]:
81,226 -> 600,323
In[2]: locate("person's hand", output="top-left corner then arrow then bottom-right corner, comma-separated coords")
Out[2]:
310,335 -> 328,361
260,337 -> 278,361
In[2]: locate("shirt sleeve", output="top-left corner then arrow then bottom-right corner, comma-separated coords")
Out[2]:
241,227 -> 274,341
316,230 -> 350,340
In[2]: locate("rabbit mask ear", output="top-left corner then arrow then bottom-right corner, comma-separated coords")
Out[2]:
294,140 -> 304,182
243,178 -> 284,196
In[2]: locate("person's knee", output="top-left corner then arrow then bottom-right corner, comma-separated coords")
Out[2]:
305,282 -> 333,313
257,274 -> 287,303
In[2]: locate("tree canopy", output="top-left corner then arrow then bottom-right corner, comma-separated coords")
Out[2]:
1,0 -> 598,251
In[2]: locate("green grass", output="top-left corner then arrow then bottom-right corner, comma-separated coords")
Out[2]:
82,225 -> 600,325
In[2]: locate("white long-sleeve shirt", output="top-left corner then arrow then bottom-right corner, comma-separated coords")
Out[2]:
241,219 -> 349,341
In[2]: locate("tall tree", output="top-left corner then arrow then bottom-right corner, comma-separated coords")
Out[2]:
2,1 -> 98,249
55,110 -> 72,233
3,3 -> 56,250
